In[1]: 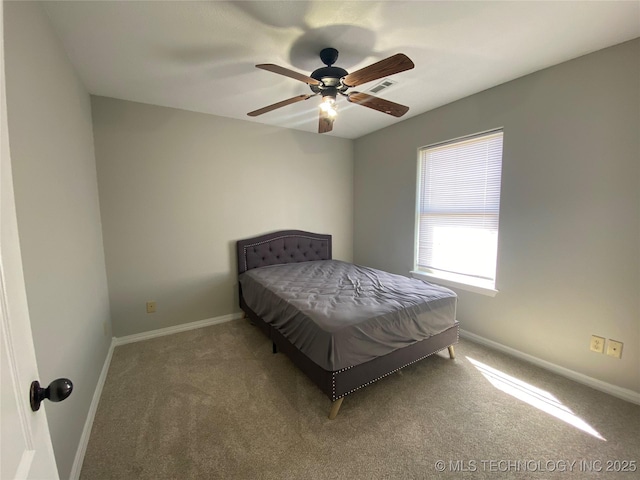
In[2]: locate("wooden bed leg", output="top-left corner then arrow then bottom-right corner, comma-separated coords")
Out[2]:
242,311 -> 255,325
448,345 -> 456,359
272,342 -> 277,354
328,398 -> 344,420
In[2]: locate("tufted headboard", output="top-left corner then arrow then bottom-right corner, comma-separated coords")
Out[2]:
236,230 -> 332,275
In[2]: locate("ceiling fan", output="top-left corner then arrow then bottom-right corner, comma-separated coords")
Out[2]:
247,48 -> 415,133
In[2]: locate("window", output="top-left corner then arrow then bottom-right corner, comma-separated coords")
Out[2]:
413,129 -> 503,295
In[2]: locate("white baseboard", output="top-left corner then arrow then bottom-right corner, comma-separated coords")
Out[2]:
460,329 -> 640,405
71,312 -> 243,479
114,312 -> 243,346
70,337 -> 116,480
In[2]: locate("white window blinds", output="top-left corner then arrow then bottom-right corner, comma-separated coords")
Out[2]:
416,130 -> 503,284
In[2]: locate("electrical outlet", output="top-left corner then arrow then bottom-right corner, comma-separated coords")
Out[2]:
606,340 -> 623,359
146,301 -> 157,314
590,335 -> 605,354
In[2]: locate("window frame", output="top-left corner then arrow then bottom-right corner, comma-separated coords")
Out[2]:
411,128 -> 504,297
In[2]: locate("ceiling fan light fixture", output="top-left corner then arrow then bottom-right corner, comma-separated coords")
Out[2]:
319,95 -> 338,118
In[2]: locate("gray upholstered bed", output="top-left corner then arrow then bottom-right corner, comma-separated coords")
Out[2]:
237,230 -> 459,419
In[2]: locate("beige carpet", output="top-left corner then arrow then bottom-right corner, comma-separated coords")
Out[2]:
80,319 -> 640,479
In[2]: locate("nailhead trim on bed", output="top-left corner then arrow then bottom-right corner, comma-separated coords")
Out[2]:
331,328 -> 460,401
242,234 -> 330,272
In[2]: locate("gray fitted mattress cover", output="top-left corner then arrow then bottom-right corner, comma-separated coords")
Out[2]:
239,260 -> 457,371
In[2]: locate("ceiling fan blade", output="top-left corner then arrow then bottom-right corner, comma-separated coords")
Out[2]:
256,64 -> 321,86
247,94 -> 314,117
342,54 -> 414,87
318,109 -> 334,134
347,92 -> 410,117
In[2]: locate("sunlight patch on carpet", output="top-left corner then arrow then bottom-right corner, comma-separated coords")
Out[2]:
466,356 -> 606,441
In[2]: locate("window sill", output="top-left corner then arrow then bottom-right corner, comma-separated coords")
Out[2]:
410,270 -> 499,297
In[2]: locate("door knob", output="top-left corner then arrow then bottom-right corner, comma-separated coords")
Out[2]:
30,378 -> 73,412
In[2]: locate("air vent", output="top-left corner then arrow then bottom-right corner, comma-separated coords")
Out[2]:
368,79 -> 397,94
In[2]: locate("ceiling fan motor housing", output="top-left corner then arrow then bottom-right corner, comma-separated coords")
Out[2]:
310,66 -> 349,92
310,48 -> 349,93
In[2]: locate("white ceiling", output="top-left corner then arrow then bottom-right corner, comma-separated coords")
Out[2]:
42,1 -> 640,139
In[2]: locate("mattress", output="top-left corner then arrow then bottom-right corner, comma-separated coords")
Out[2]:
239,260 -> 457,371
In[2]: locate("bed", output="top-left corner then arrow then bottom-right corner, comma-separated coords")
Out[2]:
237,230 -> 459,419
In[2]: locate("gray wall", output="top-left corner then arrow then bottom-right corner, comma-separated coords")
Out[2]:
354,39 -> 639,393
4,2 -> 112,478
91,97 -> 354,337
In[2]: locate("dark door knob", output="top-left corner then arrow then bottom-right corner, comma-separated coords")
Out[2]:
30,378 -> 73,412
